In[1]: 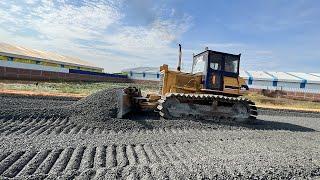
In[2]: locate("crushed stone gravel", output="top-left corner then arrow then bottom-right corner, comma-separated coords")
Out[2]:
0,94 -> 77,109
0,118 -> 320,179
1,89 -> 320,179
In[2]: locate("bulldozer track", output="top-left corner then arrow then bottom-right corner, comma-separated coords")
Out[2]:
158,93 -> 257,122
0,142 -> 197,179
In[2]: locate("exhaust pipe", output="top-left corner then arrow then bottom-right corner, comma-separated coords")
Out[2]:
177,44 -> 182,71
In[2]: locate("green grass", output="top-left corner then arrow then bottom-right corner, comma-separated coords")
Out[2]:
0,80 -> 159,95
244,92 -> 320,110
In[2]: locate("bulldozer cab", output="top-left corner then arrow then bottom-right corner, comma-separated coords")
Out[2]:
192,50 -> 240,91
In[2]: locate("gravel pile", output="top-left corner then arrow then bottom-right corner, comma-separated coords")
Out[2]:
0,89 -> 123,121
69,88 -> 121,119
66,88 -> 149,131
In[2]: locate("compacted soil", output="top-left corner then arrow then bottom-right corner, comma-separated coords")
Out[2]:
0,89 -> 320,179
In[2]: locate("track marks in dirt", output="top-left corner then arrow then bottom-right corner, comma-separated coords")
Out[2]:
0,117 -> 93,137
0,142 -> 195,179
0,117 -> 72,136
76,164 -> 192,180
0,117 -> 210,137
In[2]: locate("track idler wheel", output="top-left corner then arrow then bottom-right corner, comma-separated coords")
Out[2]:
232,102 -> 252,123
158,97 -> 181,119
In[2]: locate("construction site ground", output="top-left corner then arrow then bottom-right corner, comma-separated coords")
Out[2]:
0,89 -> 320,179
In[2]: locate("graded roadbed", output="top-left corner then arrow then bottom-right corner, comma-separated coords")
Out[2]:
0,90 -> 320,179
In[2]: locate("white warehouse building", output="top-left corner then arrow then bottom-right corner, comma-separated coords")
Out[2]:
123,67 -> 320,94
240,71 -> 320,93
123,67 -> 160,81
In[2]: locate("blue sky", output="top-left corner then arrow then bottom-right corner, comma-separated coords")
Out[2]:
0,0 -> 319,72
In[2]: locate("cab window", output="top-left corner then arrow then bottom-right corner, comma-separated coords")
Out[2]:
193,54 -> 205,74
210,62 -> 220,70
224,56 -> 239,73
209,53 -> 222,71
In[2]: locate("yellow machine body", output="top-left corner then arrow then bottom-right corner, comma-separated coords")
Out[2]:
160,64 -> 248,96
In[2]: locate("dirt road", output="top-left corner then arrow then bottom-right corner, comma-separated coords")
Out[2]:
0,92 -> 319,179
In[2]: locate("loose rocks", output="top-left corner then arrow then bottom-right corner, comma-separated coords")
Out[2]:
69,88 -> 121,120
67,88 -> 150,131
1,90 -> 320,179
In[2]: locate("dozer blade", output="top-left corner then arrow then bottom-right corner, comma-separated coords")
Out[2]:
117,87 -> 143,118
117,89 -> 133,118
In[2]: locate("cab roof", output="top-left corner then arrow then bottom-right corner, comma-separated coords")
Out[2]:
194,49 -> 241,58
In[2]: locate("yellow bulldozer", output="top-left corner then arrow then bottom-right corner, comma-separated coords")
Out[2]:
118,45 -> 257,123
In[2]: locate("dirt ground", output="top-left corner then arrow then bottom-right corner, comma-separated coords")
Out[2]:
0,91 -> 320,179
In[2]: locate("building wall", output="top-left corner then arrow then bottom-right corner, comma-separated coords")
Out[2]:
0,54 -> 102,73
0,58 -> 69,73
245,79 -> 320,94
242,70 -> 320,94
128,71 -> 160,81
0,52 -> 128,82
0,66 -> 129,82
250,80 -> 273,89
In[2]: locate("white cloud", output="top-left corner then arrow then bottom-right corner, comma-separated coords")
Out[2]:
0,0 -> 192,72
9,4 -> 22,13
26,0 -> 123,41
25,0 -> 38,4
204,43 -> 245,49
